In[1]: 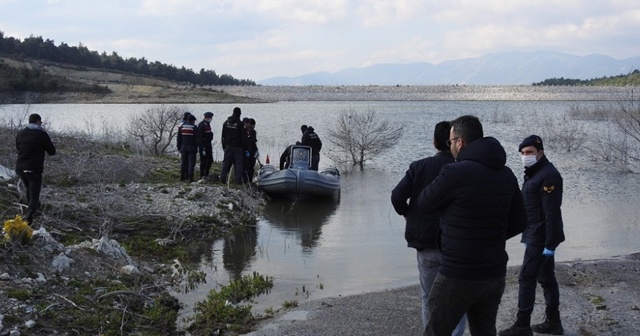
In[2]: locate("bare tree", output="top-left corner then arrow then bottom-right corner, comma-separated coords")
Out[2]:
541,117 -> 588,153
326,107 -> 403,171
612,92 -> 640,150
580,91 -> 640,172
125,104 -> 184,156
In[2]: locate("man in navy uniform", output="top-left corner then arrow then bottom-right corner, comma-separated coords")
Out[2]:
198,111 -> 214,179
220,107 -> 245,184
177,114 -> 202,182
500,135 -> 565,336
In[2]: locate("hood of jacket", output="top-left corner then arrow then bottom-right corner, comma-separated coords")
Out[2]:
456,136 -> 506,169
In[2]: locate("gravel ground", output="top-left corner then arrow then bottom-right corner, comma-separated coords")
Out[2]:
247,254 -> 640,336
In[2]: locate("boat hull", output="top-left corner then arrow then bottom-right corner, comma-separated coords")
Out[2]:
257,165 -> 340,199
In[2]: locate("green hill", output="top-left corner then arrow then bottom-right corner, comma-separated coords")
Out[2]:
533,69 -> 640,86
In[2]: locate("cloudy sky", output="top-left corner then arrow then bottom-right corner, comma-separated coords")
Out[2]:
1,0 -> 639,81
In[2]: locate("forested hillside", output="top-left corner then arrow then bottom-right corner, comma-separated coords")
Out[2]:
0,31 -> 255,86
533,69 -> 640,86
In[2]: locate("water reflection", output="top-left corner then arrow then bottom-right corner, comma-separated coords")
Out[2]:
222,225 -> 258,280
260,197 -> 339,253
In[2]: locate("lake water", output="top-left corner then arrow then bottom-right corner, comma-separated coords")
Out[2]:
3,100 -> 640,315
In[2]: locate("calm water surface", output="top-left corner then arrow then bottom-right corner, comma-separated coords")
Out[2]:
5,101 -> 640,314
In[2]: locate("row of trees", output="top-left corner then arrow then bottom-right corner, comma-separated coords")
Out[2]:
0,32 -> 255,86
533,69 -> 640,86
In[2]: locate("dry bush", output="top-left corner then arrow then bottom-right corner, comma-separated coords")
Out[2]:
326,107 -> 403,171
125,104 -> 185,156
540,117 -> 588,153
45,131 -> 158,186
567,104 -> 611,121
581,92 -> 640,171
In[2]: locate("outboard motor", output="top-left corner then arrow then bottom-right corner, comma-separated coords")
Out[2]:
290,145 -> 312,170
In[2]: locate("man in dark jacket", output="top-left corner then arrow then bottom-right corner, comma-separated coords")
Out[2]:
279,144 -> 295,170
391,121 -> 466,335
242,118 -> 258,183
500,135 -> 565,336
301,126 -> 322,171
198,111 -> 214,179
15,113 -> 56,224
417,115 -> 527,336
177,114 -> 202,182
220,107 -> 245,184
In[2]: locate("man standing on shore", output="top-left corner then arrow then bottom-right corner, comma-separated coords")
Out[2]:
499,135 -> 565,336
417,115 -> 526,336
220,107 -> 245,184
177,114 -> 202,183
198,111 -> 214,180
15,113 -> 56,224
391,121 -> 466,335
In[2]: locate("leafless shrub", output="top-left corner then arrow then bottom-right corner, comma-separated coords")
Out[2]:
540,117 -> 588,153
567,105 -> 611,121
326,107 -> 403,171
584,91 -> 640,172
489,108 -> 515,124
587,129 -> 638,171
612,93 -> 640,146
125,104 -> 185,156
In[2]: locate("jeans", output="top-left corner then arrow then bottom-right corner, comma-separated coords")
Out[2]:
16,170 -> 42,223
418,250 -> 467,336
517,245 -> 560,314
424,273 -> 505,336
220,146 -> 244,184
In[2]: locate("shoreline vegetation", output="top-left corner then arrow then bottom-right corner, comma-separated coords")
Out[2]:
0,121 -> 271,335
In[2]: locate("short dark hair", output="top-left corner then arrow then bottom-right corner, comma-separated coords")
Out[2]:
451,115 -> 483,143
28,113 -> 42,124
434,121 -> 451,152
232,107 -> 241,116
301,125 -> 308,133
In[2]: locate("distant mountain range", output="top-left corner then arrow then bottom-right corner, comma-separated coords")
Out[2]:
258,51 -> 640,86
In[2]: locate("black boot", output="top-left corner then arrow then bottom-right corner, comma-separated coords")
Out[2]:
532,307 -> 564,335
499,312 -> 533,336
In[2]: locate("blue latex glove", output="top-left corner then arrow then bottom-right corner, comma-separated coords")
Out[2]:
244,150 -> 251,158
542,248 -> 555,257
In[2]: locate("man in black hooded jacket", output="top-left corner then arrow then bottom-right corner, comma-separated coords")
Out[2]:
15,113 -> 56,224
301,126 -> 322,171
417,115 -> 527,336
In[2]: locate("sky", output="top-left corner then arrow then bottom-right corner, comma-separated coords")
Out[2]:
1,0 -> 640,81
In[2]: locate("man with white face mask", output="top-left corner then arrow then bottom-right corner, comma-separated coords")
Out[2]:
500,135 -> 565,336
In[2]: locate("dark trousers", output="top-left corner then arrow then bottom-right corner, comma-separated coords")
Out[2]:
310,154 -> 320,171
220,146 -> 244,184
424,273 -> 505,336
180,150 -> 197,181
200,145 -> 213,178
517,245 -> 560,314
242,156 -> 257,183
16,170 -> 43,223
